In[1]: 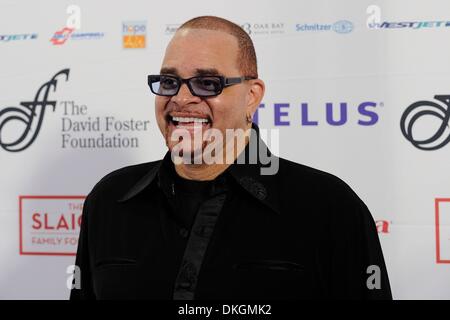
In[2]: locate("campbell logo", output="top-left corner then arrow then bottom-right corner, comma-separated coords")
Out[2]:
400,95 -> 450,150
50,27 -> 104,45
50,27 -> 74,45
0,69 -> 70,152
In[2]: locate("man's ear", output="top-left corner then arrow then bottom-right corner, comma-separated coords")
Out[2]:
246,79 -> 265,116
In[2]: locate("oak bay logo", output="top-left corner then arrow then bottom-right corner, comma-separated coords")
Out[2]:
0,69 -> 70,152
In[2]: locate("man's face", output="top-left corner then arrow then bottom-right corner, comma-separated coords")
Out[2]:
155,28 -> 253,158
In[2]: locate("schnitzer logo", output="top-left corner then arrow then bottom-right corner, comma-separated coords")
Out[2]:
19,196 -> 84,256
0,69 -> 70,152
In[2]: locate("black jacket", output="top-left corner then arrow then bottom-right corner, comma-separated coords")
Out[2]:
70,126 -> 392,300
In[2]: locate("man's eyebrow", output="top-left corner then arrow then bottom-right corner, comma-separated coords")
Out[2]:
159,67 -> 222,77
194,68 -> 221,76
160,67 -> 178,75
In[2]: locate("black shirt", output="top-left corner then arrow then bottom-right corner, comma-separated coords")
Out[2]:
162,161 -> 221,297
70,124 -> 392,300
173,172 -> 213,230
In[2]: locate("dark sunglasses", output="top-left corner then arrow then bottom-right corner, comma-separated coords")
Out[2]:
147,74 -> 256,97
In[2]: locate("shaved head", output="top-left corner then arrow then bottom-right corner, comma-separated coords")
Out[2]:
177,16 -> 258,78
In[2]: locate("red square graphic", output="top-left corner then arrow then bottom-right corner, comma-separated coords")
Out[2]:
19,196 -> 86,256
435,198 -> 450,264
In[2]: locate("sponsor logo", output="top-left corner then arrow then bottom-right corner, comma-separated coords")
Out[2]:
400,95 -> 450,150
19,196 -> 85,256
241,22 -> 286,36
333,20 -> 354,34
369,20 -> 450,30
0,69 -> 150,152
435,198 -> 450,263
296,20 -> 354,34
50,27 -> 74,45
50,27 -> 104,45
0,33 -> 38,42
253,101 -> 381,127
122,21 -> 146,48
60,100 -> 150,149
165,24 -> 180,35
0,69 -> 70,152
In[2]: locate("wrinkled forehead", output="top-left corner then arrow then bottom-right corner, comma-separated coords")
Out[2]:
161,28 -> 240,77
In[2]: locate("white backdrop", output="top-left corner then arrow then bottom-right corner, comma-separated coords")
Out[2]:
0,0 -> 449,299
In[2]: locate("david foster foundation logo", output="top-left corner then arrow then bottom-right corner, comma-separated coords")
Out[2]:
19,196 -> 85,256
1,69 -> 150,151
60,101 -> 150,149
0,69 -> 70,152
400,95 -> 450,150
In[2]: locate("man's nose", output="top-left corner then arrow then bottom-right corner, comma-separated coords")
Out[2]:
171,82 -> 202,106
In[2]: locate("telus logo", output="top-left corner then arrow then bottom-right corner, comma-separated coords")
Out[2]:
253,101 -> 380,126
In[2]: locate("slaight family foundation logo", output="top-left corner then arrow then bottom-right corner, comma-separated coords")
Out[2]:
19,196 -> 85,256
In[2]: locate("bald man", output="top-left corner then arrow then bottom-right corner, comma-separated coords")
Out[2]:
70,16 -> 392,300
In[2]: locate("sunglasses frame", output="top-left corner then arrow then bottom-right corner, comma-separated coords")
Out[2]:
147,74 -> 256,97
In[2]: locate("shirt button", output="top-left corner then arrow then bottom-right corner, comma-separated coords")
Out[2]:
179,228 -> 189,238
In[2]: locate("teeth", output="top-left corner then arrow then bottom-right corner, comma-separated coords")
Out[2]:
172,116 -> 209,123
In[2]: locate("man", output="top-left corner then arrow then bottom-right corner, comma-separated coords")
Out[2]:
70,16 -> 392,300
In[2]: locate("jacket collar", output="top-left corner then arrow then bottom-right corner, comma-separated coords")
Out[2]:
118,124 -> 281,214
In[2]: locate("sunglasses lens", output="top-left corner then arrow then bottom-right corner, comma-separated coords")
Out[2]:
150,76 -> 179,96
190,77 -> 222,96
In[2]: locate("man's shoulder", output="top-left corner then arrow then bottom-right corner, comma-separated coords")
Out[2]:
88,159 -> 162,200
278,157 -> 350,188
277,157 -> 362,203
276,157 -> 372,224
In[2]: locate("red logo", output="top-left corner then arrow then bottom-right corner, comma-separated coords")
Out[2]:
19,195 -> 85,256
435,198 -> 450,264
50,27 -> 74,45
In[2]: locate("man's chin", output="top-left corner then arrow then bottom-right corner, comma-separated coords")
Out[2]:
167,143 -> 206,165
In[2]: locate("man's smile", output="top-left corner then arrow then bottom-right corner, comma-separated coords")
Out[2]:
167,111 -> 212,133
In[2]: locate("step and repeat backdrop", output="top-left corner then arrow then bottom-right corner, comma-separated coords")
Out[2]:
0,0 -> 449,299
